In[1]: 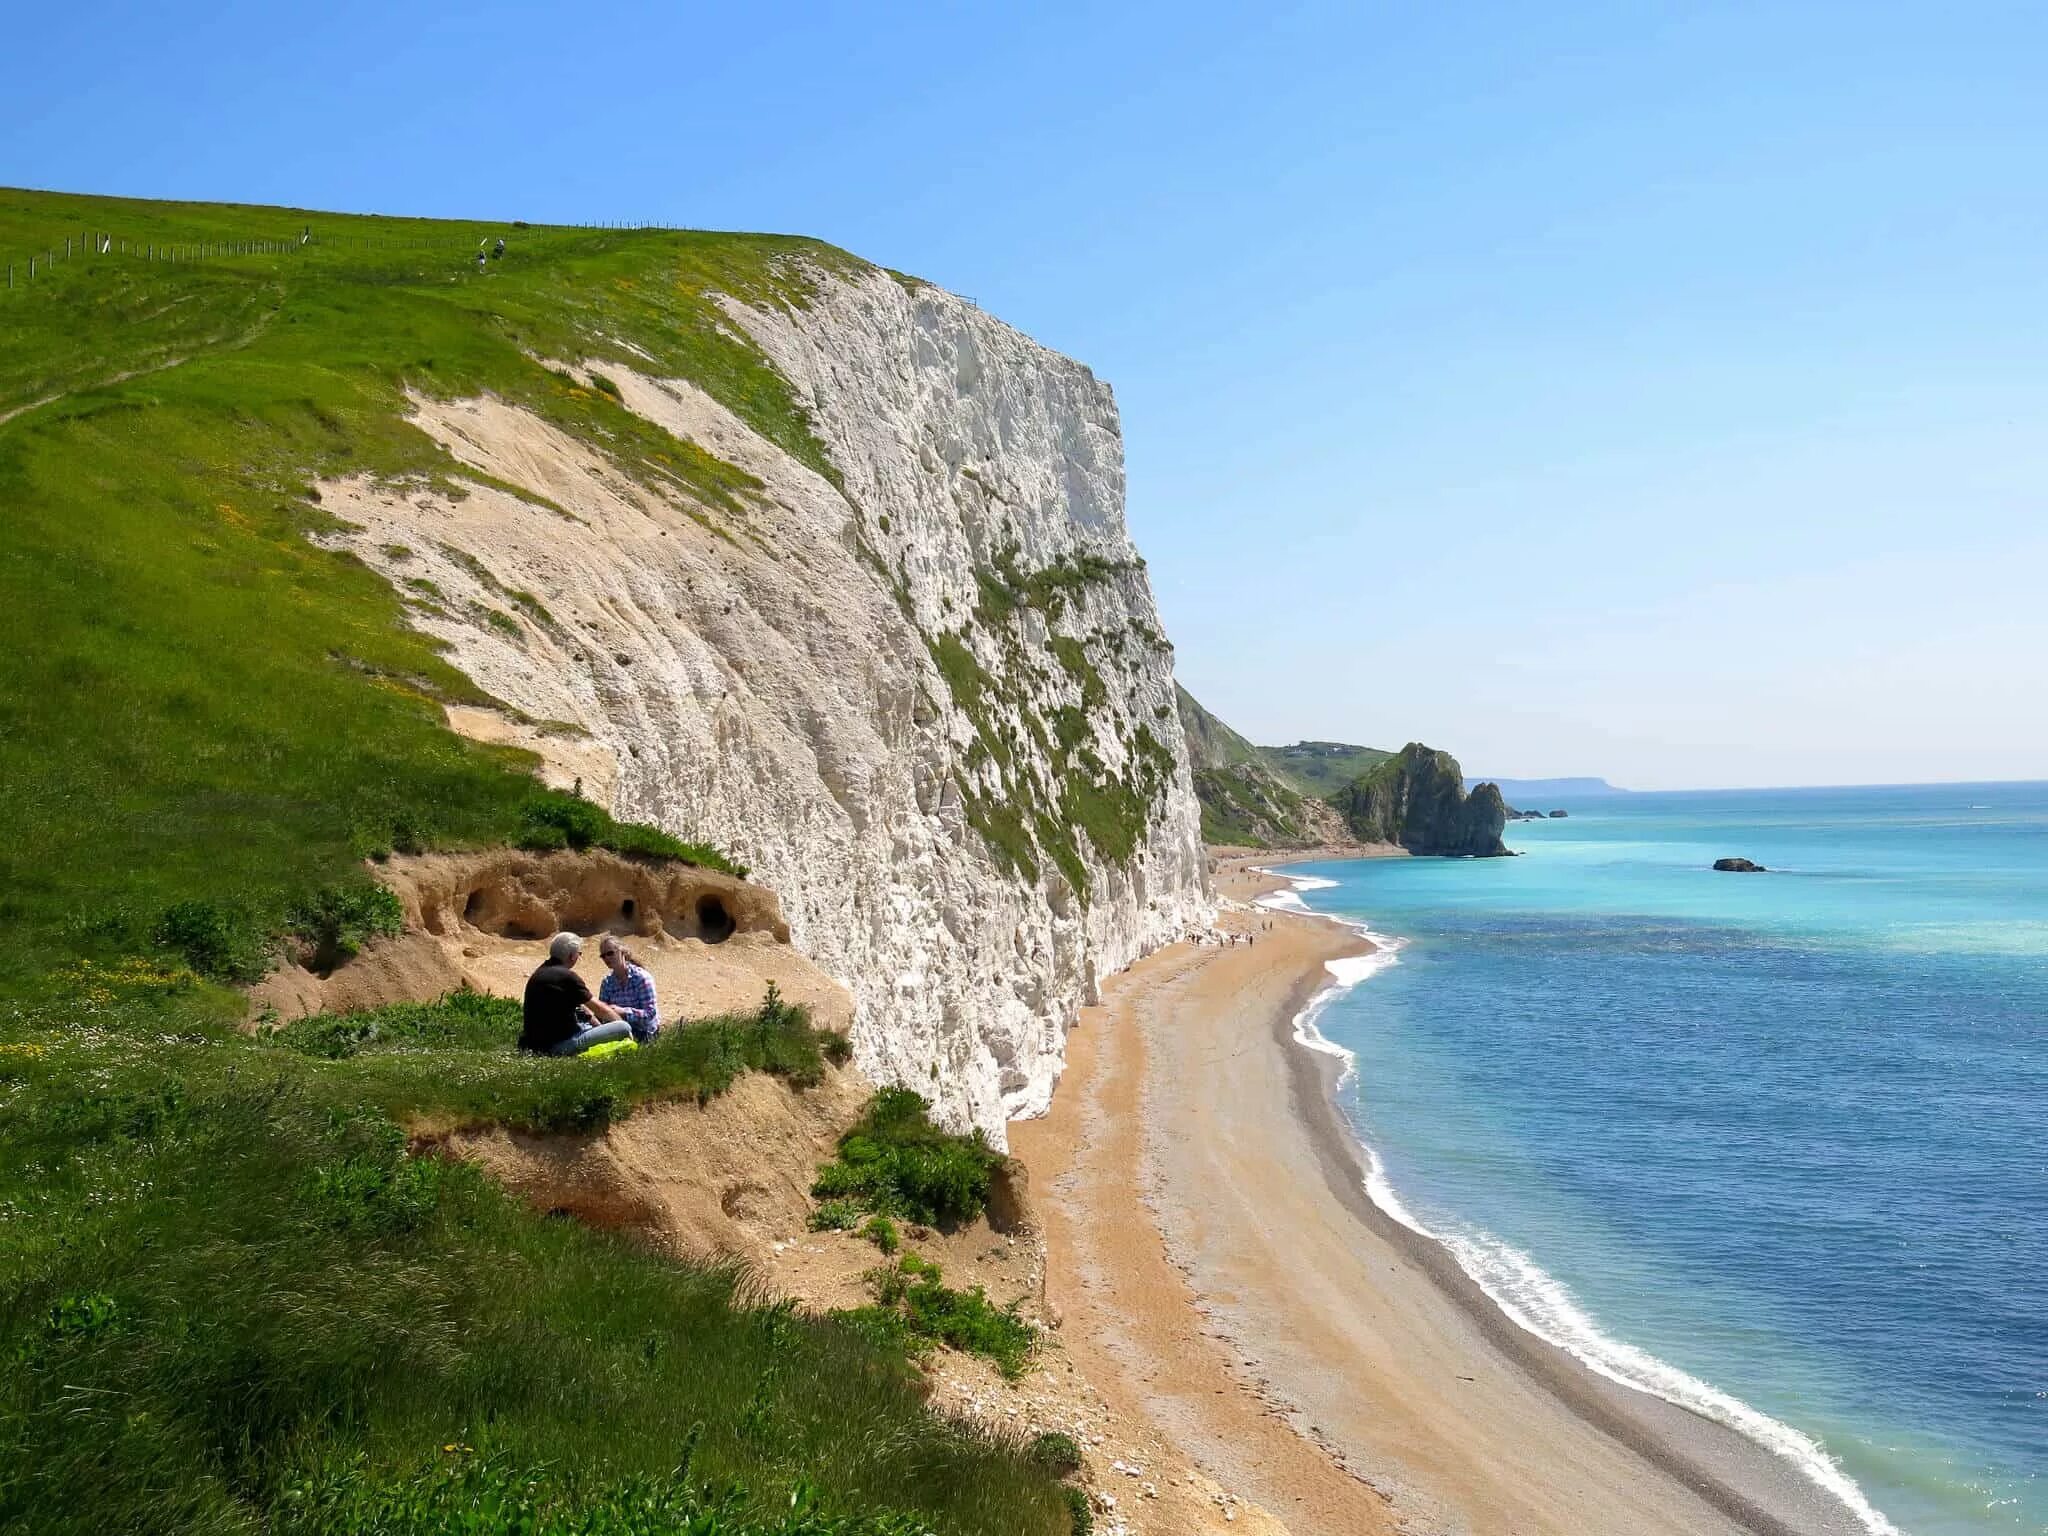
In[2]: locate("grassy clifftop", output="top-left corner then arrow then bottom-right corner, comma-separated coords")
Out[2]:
1,186 -> 860,1000
0,188 -> 1072,1536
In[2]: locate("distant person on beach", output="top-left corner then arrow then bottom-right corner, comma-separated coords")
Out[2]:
597,937 -> 661,1043
519,933 -> 632,1055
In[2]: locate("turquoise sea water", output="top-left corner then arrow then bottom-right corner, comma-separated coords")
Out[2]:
1271,783 -> 2047,1536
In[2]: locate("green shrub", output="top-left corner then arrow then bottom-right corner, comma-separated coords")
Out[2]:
516,789 -> 747,876
862,1255 -> 1035,1380
1029,1431 -> 1084,1478
861,1215 -> 899,1255
809,1199 -> 863,1233
155,900 -> 269,984
518,789 -> 608,851
587,372 -> 622,399
818,1029 -> 854,1066
901,1276 -> 1034,1379
824,1305 -> 919,1365
810,1088 -> 1005,1229
287,882 -> 404,971
1064,1485 -> 1094,1536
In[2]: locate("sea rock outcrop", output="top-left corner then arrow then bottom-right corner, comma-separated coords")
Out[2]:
315,260 -> 1210,1139
1333,743 -> 1510,857
1713,857 -> 1766,872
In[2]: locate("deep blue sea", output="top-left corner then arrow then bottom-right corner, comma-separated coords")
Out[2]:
1268,783 -> 2046,1536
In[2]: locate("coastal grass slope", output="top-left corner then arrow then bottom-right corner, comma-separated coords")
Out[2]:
0,187 -> 1073,1535
1175,685 -> 1336,846
0,185 -> 853,997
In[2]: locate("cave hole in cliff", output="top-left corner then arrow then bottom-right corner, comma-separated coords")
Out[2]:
694,894 -> 735,944
620,898 -> 636,922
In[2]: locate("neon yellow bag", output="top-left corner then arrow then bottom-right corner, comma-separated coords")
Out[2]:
582,1038 -> 639,1060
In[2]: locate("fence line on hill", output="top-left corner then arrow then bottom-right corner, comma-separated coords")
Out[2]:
3,220 -> 683,291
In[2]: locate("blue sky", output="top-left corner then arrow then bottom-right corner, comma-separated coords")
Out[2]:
10,1 -> 2047,787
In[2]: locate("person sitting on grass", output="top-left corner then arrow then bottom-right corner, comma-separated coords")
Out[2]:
519,933 -> 634,1056
597,937 -> 661,1044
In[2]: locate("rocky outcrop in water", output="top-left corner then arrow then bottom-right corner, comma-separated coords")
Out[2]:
1713,857 -> 1766,872
1333,743 -> 1510,856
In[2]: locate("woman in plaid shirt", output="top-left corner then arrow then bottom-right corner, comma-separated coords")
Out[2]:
596,938 -> 661,1043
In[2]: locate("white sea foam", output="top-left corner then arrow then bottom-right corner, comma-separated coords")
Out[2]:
1276,873 -> 1905,1536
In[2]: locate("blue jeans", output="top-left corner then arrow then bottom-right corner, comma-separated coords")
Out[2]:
548,1018 -> 634,1056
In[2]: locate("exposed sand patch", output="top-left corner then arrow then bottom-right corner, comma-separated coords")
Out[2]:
432,1066 -> 871,1266
250,848 -> 848,1035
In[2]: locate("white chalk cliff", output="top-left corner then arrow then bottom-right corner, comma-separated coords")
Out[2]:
317,261 -> 1211,1140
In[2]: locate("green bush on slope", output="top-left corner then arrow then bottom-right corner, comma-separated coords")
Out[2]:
517,788 -> 747,876
810,1087 -> 1007,1228
847,1253 -> 1037,1381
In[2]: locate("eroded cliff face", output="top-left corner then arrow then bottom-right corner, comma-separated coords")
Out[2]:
315,263 -> 1210,1140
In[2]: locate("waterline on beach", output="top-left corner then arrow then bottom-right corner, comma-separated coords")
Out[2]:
1253,865 -> 1902,1536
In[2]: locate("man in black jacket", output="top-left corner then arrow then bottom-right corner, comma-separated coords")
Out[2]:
519,933 -> 634,1055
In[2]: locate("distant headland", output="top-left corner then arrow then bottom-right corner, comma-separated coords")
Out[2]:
1466,775 -> 1629,800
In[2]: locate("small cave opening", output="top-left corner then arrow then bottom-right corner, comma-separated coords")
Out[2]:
620,897 -> 636,921
463,889 -> 484,925
695,894 -> 735,944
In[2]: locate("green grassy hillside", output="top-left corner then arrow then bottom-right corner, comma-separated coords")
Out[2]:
0,188 -> 1071,1536
1257,739 -> 1393,798
0,186 -> 854,998
1175,689 -> 1394,847
1175,686 -> 1321,846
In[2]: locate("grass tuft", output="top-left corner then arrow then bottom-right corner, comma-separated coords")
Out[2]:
268,982 -> 829,1134
810,1087 -> 1006,1229
861,1253 -> 1036,1380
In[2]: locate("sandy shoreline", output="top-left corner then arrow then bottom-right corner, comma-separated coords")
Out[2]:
1014,859 -> 1863,1536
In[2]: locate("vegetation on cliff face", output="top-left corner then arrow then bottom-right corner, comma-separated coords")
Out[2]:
1175,686 -> 1336,847
0,187 -> 1081,1536
1332,743 -> 1510,857
936,544 -> 1177,900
